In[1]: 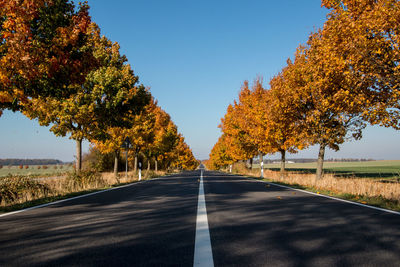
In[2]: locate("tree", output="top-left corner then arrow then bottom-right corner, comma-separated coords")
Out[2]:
126,99 -> 157,173
286,34 -> 365,181
94,97 -> 155,178
252,74 -> 308,176
24,24 -> 150,173
92,127 -> 126,177
220,78 -> 304,177
170,135 -> 198,170
321,0 -> 400,129
147,106 -> 179,171
0,0 -> 95,115
220,102 -> 258,166
208,134 -> 235,170
219,81 -> 264,175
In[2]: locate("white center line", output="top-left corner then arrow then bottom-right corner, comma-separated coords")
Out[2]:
193,169 -> 214,267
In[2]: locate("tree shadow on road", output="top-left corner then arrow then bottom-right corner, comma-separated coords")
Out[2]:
204,172 -> 400,267
0,171 -> 201,266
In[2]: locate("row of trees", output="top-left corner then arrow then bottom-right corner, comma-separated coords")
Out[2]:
0,0 -> 198,175
208,0 -> 400,181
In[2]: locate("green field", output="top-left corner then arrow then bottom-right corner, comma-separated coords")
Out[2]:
0,165 -> 74,178
256,160 -> 400,180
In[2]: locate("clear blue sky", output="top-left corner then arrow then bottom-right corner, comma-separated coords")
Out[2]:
1,0 -> 399,162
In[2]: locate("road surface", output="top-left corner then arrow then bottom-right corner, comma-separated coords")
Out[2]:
1,170 -> 399,266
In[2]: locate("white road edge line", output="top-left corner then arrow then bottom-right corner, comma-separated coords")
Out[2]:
0,175 -> 177,218
247,176 -> 400,216
193,169 -> 214,267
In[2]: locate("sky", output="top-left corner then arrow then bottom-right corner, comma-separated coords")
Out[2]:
1,0 -> 400,162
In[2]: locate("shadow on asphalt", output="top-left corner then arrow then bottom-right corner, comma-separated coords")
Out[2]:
0,171 -> 201,266
204,171 -> 400,267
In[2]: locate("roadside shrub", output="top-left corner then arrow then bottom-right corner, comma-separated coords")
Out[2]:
37,166 -> 41,169
42,165 -> 48,169
82,147 -> 122,172
0,165 -> 2,169
54,165 -> 58,169
59,165 -> 63,169
25,165 -> 29,169
232,161 -> 250,174
64,169 -> 105,191
19,165 -> 23,169
0,176 -> 50,205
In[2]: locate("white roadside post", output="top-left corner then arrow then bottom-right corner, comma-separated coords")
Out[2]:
138,162 -> 142,181
260,160 -> 264,178
125,149 -> 128,178
229,164 -> 232,173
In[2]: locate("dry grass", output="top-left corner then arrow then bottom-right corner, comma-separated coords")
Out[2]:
0,169 -> 167,208
101,170 -> 166,185
232,163 -> 400,202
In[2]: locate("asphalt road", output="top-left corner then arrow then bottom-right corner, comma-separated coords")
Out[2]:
204,171 -> 400,266
1,170 -> 400,266
0,172 -> 199,266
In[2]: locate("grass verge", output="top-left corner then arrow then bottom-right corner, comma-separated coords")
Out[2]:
0,170 -> 167,214
0,188 -> 107,213
239,173 -> 400,213
227,162 -> 400,213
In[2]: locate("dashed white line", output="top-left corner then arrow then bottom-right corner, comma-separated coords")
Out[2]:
193,169 -> 214,267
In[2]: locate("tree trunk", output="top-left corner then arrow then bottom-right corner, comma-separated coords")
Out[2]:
134,155 -> 138,173
76,139 -> 82,173
250,158 -> 253,170
280,149 -> 286,177
259,152 -> 263,178
145,160 -> 150,178
155,159 -> 158,172
114,150 -> 119,180
316,143 -> 326,181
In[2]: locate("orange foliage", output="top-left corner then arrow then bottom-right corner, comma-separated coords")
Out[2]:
0,0 -> 94,112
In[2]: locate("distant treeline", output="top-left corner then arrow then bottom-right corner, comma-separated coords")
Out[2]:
254,158 -> 317,164
325,158 -> 375,162
253,158 -> 375,164
0,159 -> 64,166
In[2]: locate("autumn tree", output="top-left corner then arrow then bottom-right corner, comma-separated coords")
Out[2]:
219,81 -> 266,175
220,101 -> 258,167
0,0 -> 95,115
285,33 -> 365,181
321,0 -> 400,130
208,134 -> 235,171
24,24 -> 150,173
249,75 -> 308,177
126,99 -> 158,173
170,134 -> 198,170
94,97 -> 154,178
220,78 -> 304,177
145,106 -> 180,171
93,127 -> 126,177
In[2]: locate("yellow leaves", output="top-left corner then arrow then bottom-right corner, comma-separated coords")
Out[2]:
0,91 -> 13,103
